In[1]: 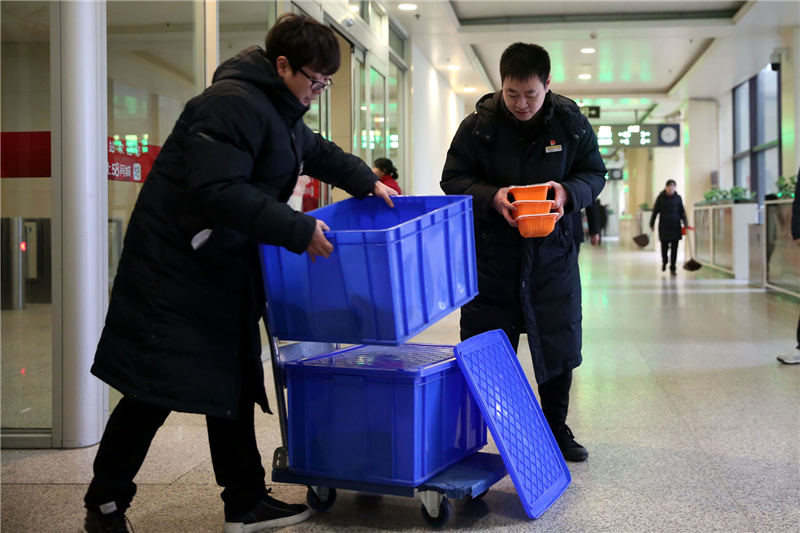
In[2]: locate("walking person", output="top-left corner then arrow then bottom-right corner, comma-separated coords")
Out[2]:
83,14 -> 396,533
441,42 -> 606,462
650,179 -> 688,275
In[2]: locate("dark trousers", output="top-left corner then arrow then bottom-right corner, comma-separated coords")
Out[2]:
796,312 -> 800,349
661,239 -> 679,270
84,395 -> 266,520
460,311 -> 572,427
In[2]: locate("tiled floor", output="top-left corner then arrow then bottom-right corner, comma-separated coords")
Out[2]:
2,240 -> 799,532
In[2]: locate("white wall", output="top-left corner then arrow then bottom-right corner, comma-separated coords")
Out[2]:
652,146 -> 686,200
685,99 -> 719,219
409,42 -> 465,196
718,92 -> 733,190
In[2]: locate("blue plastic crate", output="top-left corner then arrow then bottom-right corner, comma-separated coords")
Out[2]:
285,343 -> 487,487
455,330 -> 571,519
259,195 -> 477,345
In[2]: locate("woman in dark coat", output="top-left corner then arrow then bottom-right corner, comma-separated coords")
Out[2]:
441,43 -> 606,463
83,15 -> 396,533
649,179 -> 688,274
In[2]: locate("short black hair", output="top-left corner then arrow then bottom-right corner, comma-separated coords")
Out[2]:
666,179 -> 677,187
373,157 -> 398,180
265,13 -> 340,75
499,42 -> 550,85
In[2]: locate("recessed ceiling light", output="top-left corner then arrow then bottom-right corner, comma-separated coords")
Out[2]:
446,64 -> 461,71
463,87 -> 477,93
360,106 -> 367,111
349,5 -> 359,12
580,47 -> 596,54
398,3 -> 418,11
578,73 -> 592,80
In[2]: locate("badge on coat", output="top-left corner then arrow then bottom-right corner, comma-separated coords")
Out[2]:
545,140 -> 562,153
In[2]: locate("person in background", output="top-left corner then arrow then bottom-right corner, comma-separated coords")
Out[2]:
777,170 -> 800,364
441,42 -> 606,462
83,14 -> 396,533
569,204 -> 601,252
650,179 -> 688,275
372,157 -> 402,194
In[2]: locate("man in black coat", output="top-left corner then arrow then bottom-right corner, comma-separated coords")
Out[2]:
441,43 -> 606,462
649,179 -> 688,275
83,14 -> 396,533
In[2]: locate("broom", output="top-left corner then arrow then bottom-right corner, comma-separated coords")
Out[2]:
683,226 -> 701,271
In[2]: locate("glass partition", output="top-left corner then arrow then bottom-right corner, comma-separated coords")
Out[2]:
712,207 -> 734,271
1,1 -> 53,431
694,209 -> 712,264
369,67 -> 386,161
219,1 -> 276,64
766,201 -> 800,295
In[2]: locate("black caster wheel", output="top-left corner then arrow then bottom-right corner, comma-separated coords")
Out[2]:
420,497 -> 450,528
306,486 -> 337,512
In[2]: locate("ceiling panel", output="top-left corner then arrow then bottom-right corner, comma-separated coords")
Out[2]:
452,1 -> 746,20
475,37 -> 710,93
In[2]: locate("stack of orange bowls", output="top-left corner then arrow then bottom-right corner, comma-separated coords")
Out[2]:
508,184 -> 558,238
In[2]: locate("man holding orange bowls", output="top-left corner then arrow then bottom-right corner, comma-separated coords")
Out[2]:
441,42 -> 606,462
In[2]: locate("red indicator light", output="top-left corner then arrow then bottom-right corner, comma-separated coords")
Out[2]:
21,368 -> 26,375
20,241 -> 27,252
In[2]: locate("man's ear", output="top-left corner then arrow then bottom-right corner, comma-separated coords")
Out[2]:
544,74 -> 552,92
275,55 -> 291,76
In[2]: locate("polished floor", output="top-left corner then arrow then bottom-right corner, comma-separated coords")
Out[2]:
2,239 -> 799,533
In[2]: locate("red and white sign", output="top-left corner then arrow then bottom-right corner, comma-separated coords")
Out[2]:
107,137 -> 160,183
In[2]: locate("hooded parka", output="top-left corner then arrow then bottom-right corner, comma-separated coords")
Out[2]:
441,91 -> 606,384
649,190 -> 688,242
92,47 -> 378,419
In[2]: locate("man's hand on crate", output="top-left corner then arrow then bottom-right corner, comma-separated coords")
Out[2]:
307,219 -> 333,262
373,180 -> 398,208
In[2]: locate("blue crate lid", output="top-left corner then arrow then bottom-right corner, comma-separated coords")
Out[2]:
287,344 -> 456,377
454,330 -> 571,519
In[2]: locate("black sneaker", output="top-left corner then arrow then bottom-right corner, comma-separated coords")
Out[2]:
223,490 -> 310,532
552,423 -> 588,462
84,508 -> 132,533
661,262 -> 667,272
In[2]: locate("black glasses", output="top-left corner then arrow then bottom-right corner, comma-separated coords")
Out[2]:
298,68 -> 334,92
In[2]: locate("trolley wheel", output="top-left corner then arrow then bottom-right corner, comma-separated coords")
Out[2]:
306,486 -> 337,512
420,497 -> 450,528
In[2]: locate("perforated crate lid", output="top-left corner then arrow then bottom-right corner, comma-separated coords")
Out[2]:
454,330 -> 571,519
287,344 -> 456,377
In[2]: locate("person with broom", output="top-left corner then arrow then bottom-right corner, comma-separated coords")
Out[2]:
650,179 -> 688,275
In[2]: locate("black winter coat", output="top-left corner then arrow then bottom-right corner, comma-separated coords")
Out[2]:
92,47 -> 378,419
649,191 -> 688,242
441,91 -> 606,383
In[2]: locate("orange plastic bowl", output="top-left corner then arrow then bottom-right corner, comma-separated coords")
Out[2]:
517,213 -> 558,238
512,200 -> 554,219
509,184 -> 550,201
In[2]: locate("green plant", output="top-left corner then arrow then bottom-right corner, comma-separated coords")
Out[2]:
776,175 -> 797,194
729,186 -> 748,199
638,202 -> 651,211
704,190 -> 719,202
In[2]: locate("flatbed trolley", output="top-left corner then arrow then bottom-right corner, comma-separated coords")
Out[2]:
263,321 -> 508,528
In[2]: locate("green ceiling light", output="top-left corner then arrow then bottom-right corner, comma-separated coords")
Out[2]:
549,43 -> 565,83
